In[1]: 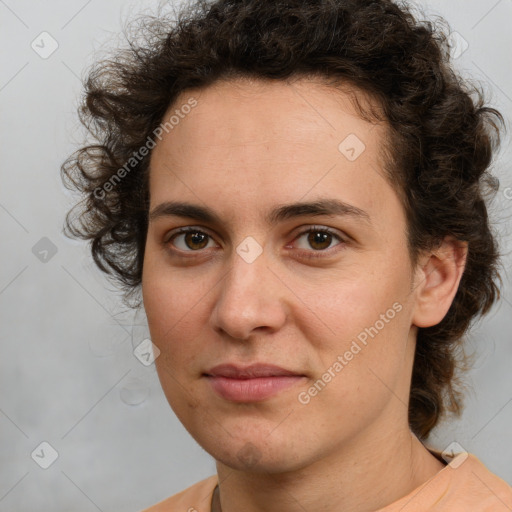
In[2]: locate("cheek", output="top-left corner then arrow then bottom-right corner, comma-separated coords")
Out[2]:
142,269 -> 208,411
143,254 -> 211,331
142,269 -> 198,364
296,259 -> 412,394
296,293 -> 410,436
298,264 -> 405,347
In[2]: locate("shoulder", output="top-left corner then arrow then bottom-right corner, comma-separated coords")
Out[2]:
453,452 -> 512,510
428,450 -> 512,511
379,450 -> 512,512
139,474 -> 218,512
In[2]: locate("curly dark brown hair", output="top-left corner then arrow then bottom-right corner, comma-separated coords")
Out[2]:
61,0 -> 505,440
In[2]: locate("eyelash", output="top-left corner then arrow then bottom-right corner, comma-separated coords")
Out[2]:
163,225 -> 347,259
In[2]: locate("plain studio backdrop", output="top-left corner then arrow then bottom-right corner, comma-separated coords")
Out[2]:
1,0 -> 511,510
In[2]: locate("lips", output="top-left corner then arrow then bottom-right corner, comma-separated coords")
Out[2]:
204,363 -> 306,402
205,363 -> 302,379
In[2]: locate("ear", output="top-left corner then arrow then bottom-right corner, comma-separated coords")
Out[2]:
411,236 -> 468,328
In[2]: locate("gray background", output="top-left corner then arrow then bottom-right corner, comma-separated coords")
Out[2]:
1,0 -> 511,510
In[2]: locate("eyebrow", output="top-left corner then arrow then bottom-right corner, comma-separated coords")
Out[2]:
148,198 -> 371,227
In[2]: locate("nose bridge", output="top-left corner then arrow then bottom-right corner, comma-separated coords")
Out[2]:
211,243 -> 286,340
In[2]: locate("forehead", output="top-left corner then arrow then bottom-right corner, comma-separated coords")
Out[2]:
147,77 -> 402,232
150,77 -> 390,178
163,77 -> 385,151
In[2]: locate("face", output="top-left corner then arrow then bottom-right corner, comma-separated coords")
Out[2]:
142,77 -> 419,473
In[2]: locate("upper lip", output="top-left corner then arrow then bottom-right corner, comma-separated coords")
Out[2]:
205,363 -> 303,379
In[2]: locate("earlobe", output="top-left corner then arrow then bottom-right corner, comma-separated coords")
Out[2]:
411,237 -> 468,328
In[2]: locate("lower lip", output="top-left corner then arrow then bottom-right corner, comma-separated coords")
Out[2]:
205,375 -> 305,402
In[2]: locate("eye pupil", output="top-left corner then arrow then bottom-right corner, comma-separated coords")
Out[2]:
186,231 -> 208,250
308,231 -> 331,250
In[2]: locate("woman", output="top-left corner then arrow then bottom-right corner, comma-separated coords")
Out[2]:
61,0 -> 512,510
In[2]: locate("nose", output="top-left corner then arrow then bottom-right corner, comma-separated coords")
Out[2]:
210,246 -> 287,341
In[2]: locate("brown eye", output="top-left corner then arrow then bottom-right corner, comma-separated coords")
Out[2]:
166,228 -> 217,251
307,230 -> 333,250
294,227 -> 344,253
183,231 -> 209,250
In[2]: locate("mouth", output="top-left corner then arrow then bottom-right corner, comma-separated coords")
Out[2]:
203,363 -> 306,402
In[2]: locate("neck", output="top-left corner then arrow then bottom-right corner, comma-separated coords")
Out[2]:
214,425 -> 445,512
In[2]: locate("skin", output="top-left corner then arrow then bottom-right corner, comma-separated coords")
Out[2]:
142,77 -> 468,512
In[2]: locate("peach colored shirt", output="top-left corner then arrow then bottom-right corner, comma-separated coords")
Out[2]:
140,451 -> 512,511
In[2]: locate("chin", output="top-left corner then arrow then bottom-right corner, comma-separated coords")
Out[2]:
205,436 -> 311,474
